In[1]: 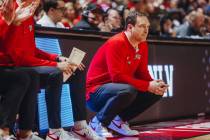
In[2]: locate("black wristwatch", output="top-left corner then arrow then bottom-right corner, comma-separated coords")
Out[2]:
56,55 -> 61,62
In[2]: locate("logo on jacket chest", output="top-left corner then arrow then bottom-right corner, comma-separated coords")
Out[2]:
135,54 -> 141,60
29,25 -> 33,32
126,54 -> 141,65
126,56 -> 131,65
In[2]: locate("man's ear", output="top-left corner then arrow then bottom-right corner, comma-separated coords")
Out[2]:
127,24 -> 133,31
49,7 -> 55,13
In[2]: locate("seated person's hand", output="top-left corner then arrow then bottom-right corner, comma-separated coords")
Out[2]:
58,56 -> 85,72
57,62 -> 74,75
77,63 -> 85,71
0,0 -> 16,25
13,0 -> 40,25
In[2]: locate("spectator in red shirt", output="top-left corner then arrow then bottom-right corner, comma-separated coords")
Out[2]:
86,11 -> 168,138
61,2 -> 78,28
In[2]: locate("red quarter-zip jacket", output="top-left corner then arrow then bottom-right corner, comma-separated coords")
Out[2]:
0,13 -> 58,67
0,14 -> 13,66
86,32 -> 153,100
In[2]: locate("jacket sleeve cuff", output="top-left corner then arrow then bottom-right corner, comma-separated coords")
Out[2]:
50,54 -> 59,61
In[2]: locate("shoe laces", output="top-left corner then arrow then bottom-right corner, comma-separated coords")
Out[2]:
59,129 -> 69,138
122,123 -> 131,131
122,122 -> 133,131
114,119 -> 132,131
119,122 -> 138,134
98,123 -> 109,133
83,126 -> 98,138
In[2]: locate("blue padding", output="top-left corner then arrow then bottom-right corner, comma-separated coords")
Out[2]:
35,38 -> 62,54
35,37 -> 74,131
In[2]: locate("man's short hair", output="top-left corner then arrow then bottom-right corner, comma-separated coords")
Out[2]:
43,0 -> 60,13
82,3 -> 103,18
106,8 -> 119,15
125,11 -> 148,29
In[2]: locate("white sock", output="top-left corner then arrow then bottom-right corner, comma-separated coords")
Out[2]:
114,115 -> 122,121
74,120 -> 88,130
92,116 -> 99,123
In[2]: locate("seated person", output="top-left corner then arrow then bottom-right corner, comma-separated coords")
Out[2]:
37,0 -> 65,28
73,3 -> 103,31
61,2 -> 78,28
86,11 -> 168,138
0,68 -> 41,140
99,8 -> 123,32
0,1 -> 42,140
1,0 -> 104,140
160,15 -> 176,37
175,11 -> 205,37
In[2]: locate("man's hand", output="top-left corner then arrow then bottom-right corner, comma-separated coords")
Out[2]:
148,79 -> 169,96
57,62 -> 79,75
78,63 -> 85,71
13,0 -> 40,25
0,0 -> 16,25
57,62 -> 73,74
58,56 -> 85,71
68,62 -> 85,71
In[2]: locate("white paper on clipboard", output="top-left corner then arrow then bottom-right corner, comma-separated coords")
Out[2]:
63,47 -> 86,82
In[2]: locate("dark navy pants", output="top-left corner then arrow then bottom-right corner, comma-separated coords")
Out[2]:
87,83 -> 162,126
0,68 -> 39,130
30,66 -> 86,129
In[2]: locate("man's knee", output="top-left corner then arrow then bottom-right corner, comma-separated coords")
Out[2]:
147,92 -> 163,102
118,84 -> 138,94
117,85 -> 138,102
15,71 -> 31,87
10,71 -> 31,96
27,69 -> 40,79
156,94 -> 163,100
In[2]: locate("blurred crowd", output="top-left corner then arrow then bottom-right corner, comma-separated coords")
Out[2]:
34,0 -> 210,38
